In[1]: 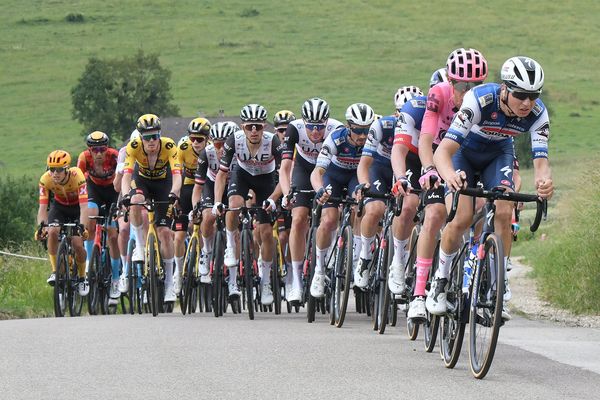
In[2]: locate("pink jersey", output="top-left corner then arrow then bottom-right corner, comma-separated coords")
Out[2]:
421,82 -> 457,145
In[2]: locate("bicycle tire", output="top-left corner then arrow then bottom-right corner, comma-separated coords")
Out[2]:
405,225 -> 420,340
147,233 -> 160,317
181,236 -> 198,315
86,245 -> 101,315
335,225 -> 353,328
54,241 -> 68,317
272,253 -> 282,315
424,239 -> 441,353
378,228 -> 394,334
69,250 -> 84,317
212,231 -> 225,317
241,229 -> 255,320
469,233 -> 505,379
441,242 -> 469,368
306,236 -> 317,323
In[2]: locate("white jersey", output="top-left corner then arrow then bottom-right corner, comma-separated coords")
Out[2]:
219,130 -> 283,176
282,118 -> 343,165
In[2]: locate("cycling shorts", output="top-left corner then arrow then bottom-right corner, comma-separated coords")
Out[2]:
227,164 -> 275,224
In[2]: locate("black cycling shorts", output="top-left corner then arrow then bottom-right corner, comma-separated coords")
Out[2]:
227,164 -> 275,224
131,174 -> 173,227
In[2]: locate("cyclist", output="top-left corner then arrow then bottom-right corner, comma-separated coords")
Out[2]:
120,113 -> 182,303
212,104 -> 283,305
309,103 -> 375,297
192,121 -> 238,283
431,56 -> 553,321
77,131 -> 121,304
429,67 -> 449,88
173,118 -> 210,294
394,49 -> 490,321
278,98 -> 343,302
36,150 -> 90,296
356,86 -> 424,292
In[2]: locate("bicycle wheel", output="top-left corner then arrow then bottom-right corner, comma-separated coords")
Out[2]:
86,245 -> 101,315
68,251 -> 84,317
371,235 -> 386,331
441,242 -> 468,368
405,225 -> 420,340
272,252 -> 282,315
378,228 -> 393,334
469,233 -> 505,379
241,229 -> 255,320
424,240 -> 441,353
334,225 -> 353,328
146,233 -> 160,317
306,232 -> 317,323
53,242 -> 68,317
181,236 -> 198,315
212,232 -> 225,317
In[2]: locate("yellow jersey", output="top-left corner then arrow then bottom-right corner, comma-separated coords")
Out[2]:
39,167 -> 88,206
177,138 -> 201,185
123,137 -> 182,180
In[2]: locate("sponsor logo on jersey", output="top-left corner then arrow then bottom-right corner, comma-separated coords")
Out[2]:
382,120 -> 394,129
535,122 -> 550,138
491,112 -> 498,120
478,93 -> 494,108
457,108 -> 474,123
501,179 -> 511,186
500,165 -> 512,177
532,103 -> 543,116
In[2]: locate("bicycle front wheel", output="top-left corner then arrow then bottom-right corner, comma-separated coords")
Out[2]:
54,242 -> 69,317
241,229 -> 255,321
147,233 -> 160,317
469,233 -> 505,379
181,236 -> 198,315
405,225 -> 420,340
212,231 -> 225,317
334,225 -> 353,328
86,245 -> 101,315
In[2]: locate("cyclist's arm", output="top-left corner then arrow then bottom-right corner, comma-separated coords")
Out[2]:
533,157 -> 553,199
279,159 -> 293,196
37,203 -> 48,226
357,155 -> 373,185
76,151 -> 89,178
214,170 -> 227,204
310,166 -> 326,192
432,138 -> 460,183
214,135 -> 236,204
419,88 -> 443,169
75,168 -> 89,226
167,140 -> 182,197
311,137 -> 334,191
391,143 -> 409,179
192,150 -> 208,206
121,143 -> 136,195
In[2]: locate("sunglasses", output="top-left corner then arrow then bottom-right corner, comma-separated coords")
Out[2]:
49,167 -> 67,173
452,80 -> 483,92
142,133 -> 161,141
350,126 -> 370,135
276,127 -> 287,134
90,146 -> 107,153
508,87 -> 541,101
189,136 -> 206,143
244,123 -> 264,131
305,123 -> 326,131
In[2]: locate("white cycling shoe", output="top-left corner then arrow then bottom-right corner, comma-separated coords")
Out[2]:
224,247 -> 238,268
261,283 -> 274,306
310,273 -> 326,298
388,262 -> 406,295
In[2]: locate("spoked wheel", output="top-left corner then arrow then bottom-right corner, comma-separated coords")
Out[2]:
87,245 -> 101,315
441,242 -> 469,368
241,230 -> 255,320
212,232 -> 225,317
469,233 -> 505,379
54,243 -> 69,317
146,233 -> 160,317
334,225 -> 353,328
404,225 -> 420,340
424,240 -> 442,353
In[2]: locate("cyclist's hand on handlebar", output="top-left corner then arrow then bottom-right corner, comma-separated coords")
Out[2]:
446,170 -> 467,192
262,198 -> 277,213
119,194 -> 131,208
281,193 -> 293,210
354,183 -> 370,202
77,224 -> 90,240
315,187 -> 331,205
212,202 -> 223,216
418,168 -> 440,190
391,177 -> 410,197
34,224 -> 47,241
535,178 -> 554,199
168,192 -> 179,205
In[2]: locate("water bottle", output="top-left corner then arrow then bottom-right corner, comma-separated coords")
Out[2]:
462,244 -> 478,294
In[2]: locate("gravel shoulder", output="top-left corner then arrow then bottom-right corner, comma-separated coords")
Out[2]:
508,256 -> 600,328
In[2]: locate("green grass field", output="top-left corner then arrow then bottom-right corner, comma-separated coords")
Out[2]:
1,0 -> 599,315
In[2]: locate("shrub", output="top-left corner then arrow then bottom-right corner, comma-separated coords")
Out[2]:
0,176 -> 37,249
65,12 -> 85,23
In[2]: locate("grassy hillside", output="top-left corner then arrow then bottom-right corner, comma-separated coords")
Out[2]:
1,0 -> 599,176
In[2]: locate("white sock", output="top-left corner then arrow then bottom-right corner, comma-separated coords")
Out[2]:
228,267 -> 238,283
360,235 -> 376,260
316,247 -> 327,274
261,260 -> 272,285
203,234 -> 215,254
292,261 -> 303,288
131,224 -> 145,252
174,256 -> 184,278
164,258 -> 174,286
120,255 -> 128,275
436,249 -> 457,279
393,237 -> 408,266
226,229 -> 237,252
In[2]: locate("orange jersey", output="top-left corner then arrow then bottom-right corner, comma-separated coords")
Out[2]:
77,148 -> 119,186
39,167 -> 88,206
123,137 -> 181,180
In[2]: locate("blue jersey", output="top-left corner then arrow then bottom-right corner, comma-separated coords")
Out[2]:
316,127 -> 363,171
362,116 -> 396,164
445,83 -> 550,159
393,96 -> 427,155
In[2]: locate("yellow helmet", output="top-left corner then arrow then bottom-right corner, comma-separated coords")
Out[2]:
47,150 -> 71,168
273,110 -> 296,127
136,113 -> 161,133
187,117 -> 211,135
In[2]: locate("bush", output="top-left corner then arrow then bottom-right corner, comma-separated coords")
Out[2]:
0,176 -> 37,249
240,8 -> 260,18
65,12 -> 85,23
71,50 -> 180,144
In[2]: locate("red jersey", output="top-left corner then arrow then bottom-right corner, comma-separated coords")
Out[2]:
77,148 -> 119,186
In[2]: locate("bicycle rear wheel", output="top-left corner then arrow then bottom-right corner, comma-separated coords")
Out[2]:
469,233 -> 505,379
241,230 -> 255,320
372,234 -> 388,332
147,233 -> 160,317
68,251 -> 84,317
334,225 -> 353,328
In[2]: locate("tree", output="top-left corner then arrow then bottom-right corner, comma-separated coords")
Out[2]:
71,50 -> 180,144
0,176 -> 37,248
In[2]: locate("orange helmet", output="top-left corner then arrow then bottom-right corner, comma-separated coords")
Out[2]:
47,150 -> 71,168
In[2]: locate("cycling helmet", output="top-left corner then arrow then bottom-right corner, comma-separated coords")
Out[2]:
178,135 -> 189,147
446,48 -> 488,82
210,121 -> 237,141
240,104 -> 267,122
394,86 -> 424,110
187,117 -> 211,135
86,131 -> 109,147
429,68 -> 449,87
47,150 -> 71,168
130,130 -> 140,142
301,98 -> 330,123
345,103 -> 375,126
273,110 -> 296,127
501,56 -> 544,92
136,113 -> 161,133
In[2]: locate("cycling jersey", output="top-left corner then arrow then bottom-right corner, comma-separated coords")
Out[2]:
194,144 -> 220,184
445,83 -> 549,160
116,146 -> 127,175
123,137 -> 181,179
316,127 -> 363,171
282,118 -> 343,167
177,138 -> 201,185
77,148 -> 119,186
363,115 -> 397,163
39,167 -> 88,206
219,130 -> 283,176
422,82 -> 458,145
394,95 -> 428,155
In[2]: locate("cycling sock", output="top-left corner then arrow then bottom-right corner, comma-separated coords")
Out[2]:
352,235 -> 361,259
110,257 -> 120,280
175,256 -> 184,278
436,249 -> 457,279
360,235 -> 376,260
84,240 -> 94,262
284,263 -> 293,285
131,224 -> 145,252
261,260 -> 272,285
393,237 -> 408,266
228,266 -> 238,283
120,255 -> 128,276
48,253 -> 57,272
292,261 -> 303,288
226,229 -> 237,252
164,258 -> 174,286
203,233 -> 215,254
315,247 -> 327,274
415,257 -> 432,297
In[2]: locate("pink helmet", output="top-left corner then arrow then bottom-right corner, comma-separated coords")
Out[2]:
446,48 -> 488,82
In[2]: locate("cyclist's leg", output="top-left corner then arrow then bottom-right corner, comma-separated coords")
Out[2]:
45,203 -> 63,282
129,176 -> 149,261
173,183 -> 194,292
199,179 -> 217,276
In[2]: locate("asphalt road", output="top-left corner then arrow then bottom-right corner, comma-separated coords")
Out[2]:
1,306 -> 599,400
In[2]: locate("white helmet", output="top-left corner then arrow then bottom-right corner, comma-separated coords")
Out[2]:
210,121 -> 237,141
429,68 -> 448,87
394,86 -> 423,110
178,135 -> 188,147
301,98 -> 330,123
345,103 -> 375,126
501,56 -> 544,92
129,129 -> 140,142
240,104 -> 267,122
